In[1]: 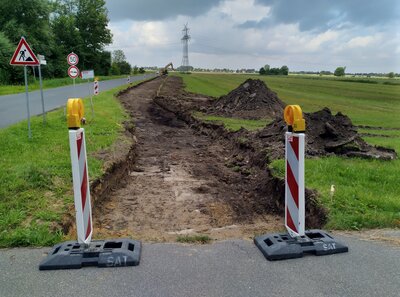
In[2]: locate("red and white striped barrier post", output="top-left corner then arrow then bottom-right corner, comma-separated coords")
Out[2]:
254,104 -> 348,260
284,105 -> 306,238
67,98 -> 92,245
93,79 -> 99,96
39,98 -> 142,270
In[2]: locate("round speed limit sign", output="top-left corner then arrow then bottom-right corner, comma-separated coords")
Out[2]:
67,52 -> 79,66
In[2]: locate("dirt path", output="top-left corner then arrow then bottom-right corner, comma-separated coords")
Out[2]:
93,78 -> 281,242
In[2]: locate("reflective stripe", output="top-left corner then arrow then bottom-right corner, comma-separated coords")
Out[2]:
285,132 -> 305,237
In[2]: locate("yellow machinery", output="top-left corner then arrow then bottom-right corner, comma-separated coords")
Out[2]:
160,62 -> 174,75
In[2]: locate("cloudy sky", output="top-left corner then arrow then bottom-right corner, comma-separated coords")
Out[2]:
105,0 -> 399,73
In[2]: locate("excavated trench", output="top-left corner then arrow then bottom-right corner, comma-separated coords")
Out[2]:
66,76 -> 327,242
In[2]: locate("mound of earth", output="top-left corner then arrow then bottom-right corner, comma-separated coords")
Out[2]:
258,107 -> 397,160
211,79 -> 285,119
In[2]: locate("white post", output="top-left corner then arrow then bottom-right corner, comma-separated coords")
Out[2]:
69,128 -> 93,245
285,131 -> 305,238
38,64 -> 46,124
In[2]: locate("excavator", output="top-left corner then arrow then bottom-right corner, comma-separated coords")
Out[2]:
159,62 -> 174,75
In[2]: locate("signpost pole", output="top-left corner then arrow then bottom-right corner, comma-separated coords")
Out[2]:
38,63 -> 46,124
73,78 -> 76,97
87,78 -> 94,118
24,65 -> 32,139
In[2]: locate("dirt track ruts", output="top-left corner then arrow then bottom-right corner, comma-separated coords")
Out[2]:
93,77 -> 281,242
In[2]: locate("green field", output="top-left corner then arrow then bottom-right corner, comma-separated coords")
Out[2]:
177,73 -> 400,230
0,75 -> 130,96
177,73 -> 400,128
0,82 -> 138,247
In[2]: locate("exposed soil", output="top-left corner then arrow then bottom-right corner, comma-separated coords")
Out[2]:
86,75 -> 397,243
257,108 -> 397,160
92,77 -> 291,242
210,78 -> 285,119
203,78 -> 396,160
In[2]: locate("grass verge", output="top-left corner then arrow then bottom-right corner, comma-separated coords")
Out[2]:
0,75 -> 131,96
176,234 -> 212,244
181,73 -> 400,230
193,112 -> 270,132
0,81 -> 145,247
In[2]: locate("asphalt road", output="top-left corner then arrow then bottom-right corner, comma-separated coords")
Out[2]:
0,235 -> 399,297
0,74 -> 155,128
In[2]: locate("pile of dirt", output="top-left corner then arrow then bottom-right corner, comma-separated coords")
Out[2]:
211,79 -> 285,119
257,107 -> 397,160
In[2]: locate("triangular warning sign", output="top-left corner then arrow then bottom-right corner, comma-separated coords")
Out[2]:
10,37 -> 40,66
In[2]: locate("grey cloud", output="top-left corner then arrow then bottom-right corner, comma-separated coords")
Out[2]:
106,0 -> 223,22
244,0 -> 400,31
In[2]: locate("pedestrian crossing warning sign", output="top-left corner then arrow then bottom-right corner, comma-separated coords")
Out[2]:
10,37 -> 39,66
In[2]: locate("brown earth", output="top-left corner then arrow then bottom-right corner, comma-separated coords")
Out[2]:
66,75 -> 397,244
202,78 -> 396,160
92,77 -> 293,242
257,108 -> 397,160
210,78 -> 285,119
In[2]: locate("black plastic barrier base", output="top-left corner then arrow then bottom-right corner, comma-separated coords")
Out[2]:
39,238 -> 141,270
254,229 -> 348,261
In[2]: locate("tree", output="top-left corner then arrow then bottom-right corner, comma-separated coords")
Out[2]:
112,50 -> 126,64
259,67 -> 266,75
111,49 -> 131,75
280,65 -> 289,75
139,67 -> 145,74
334,66 -> 346,77
387,72 -> 395,79
0,0 -> 53,82
0,32 -> 15,84
49,0 -> 113,76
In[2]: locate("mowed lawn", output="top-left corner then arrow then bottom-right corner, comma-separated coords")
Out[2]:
177,73 -> 400,230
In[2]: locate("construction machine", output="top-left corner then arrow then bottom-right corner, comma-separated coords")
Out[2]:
159,62 -> 174,75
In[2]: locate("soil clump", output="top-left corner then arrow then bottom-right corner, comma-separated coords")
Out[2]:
257,108 -> 397,160
211,79 -> 285,119
204,78 -> 396,160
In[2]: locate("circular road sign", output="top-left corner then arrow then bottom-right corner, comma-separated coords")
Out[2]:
68,65 -> 80,79
67,52 -> 79,66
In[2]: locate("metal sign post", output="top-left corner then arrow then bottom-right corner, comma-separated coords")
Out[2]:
67,53 -> 79,97
10,37 -> 40,138
82,70 -> 95,118
254,105 -> 348,261
38,54 -> 46,124
23,66 -> 32,139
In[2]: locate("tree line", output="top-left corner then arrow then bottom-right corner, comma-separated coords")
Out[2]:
0,0 -> 132,84
259,65 -> 289,76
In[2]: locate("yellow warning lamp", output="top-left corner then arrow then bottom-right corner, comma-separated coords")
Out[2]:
284,105 -> 306,132
67,98 -> 84,129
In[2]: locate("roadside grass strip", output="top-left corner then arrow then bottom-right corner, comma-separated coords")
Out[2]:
0,83 -> 138,247
0,75 -> 135,96
181,73 -> 400,230
176,234 -> 212,244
